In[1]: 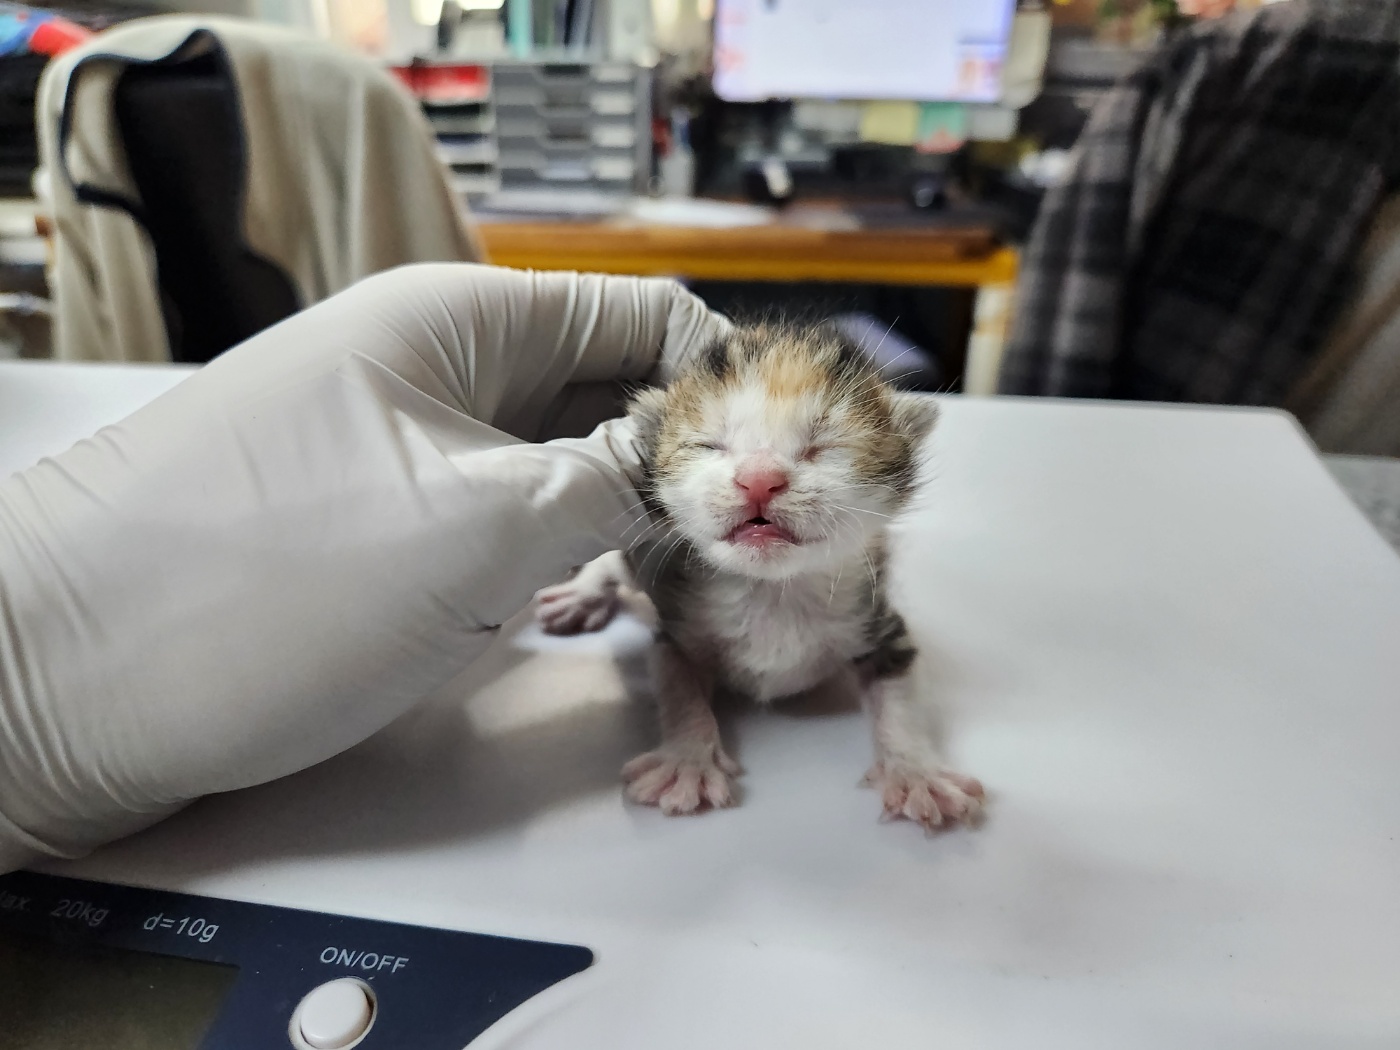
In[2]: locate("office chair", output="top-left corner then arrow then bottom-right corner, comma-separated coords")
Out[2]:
39,17 -> 480,364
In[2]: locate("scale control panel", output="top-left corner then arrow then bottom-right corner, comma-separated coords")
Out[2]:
0,871 -> 592,1049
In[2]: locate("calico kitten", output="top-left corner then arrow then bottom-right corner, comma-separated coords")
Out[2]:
537,322 -> 983,830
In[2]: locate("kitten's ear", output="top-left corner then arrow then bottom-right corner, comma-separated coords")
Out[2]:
821,323 -> 871,377
626,386 -> 668,445
889,392 -> 939,444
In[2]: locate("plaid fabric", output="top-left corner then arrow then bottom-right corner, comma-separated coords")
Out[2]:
999,0 -> 1400,403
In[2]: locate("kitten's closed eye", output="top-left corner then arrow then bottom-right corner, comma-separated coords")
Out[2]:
800,444 -> 833,462
686,440 -> 727,453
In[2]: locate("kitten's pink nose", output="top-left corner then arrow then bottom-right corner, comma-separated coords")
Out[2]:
734,461 -> 789,510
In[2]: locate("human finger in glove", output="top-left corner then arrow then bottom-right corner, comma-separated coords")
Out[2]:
0,263 -> 729,872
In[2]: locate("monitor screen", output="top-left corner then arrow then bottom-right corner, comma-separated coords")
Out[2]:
0,931 -> 240,1050
713,0 -> 1017,104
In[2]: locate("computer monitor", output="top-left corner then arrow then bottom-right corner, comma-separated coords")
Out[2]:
712,0 -> 1017,104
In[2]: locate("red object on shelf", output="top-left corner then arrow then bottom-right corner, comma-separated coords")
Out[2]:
390,63 -> 490,105
26,16 -> 91,55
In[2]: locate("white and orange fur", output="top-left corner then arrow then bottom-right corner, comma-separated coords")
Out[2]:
537,323 -> 983,831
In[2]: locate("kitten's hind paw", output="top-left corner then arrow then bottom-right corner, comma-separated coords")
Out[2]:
863,761 -> 984,831
535,576 -> 620,634
623,744 -> 741,815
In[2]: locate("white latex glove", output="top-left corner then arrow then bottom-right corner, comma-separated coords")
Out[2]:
0,263 -> 727,872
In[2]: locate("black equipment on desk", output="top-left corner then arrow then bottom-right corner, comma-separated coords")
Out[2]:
0,53 -> 45,196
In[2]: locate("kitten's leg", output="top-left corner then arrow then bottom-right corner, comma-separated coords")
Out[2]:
622,642 -> 741,815
536,549 -> 656,634
856,621 -> 984,830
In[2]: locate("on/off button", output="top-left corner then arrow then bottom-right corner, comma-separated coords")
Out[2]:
290,978 -> 376,1049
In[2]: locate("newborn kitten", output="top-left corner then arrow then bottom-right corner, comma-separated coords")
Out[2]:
537,322 -> 983,830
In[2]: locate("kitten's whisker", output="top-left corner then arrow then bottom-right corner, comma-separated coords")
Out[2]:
870,316 -> 900,361
832,503 -> 893,520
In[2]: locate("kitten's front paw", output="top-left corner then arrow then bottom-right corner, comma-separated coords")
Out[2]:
863,761 -> 984,831
622,744 -> 742,816
536,576 -> 619,634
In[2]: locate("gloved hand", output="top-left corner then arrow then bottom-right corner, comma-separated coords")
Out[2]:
0,263 -> 728,872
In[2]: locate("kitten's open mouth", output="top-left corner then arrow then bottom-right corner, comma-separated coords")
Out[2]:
727,516 -> 798,548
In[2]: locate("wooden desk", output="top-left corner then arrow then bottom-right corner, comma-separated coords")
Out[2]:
477,216 -> 1017,393
25,203 -> 1018,390
477,219 -> 1017,288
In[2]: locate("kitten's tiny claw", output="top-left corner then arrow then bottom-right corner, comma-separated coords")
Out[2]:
623,744 -> 740,815
863,762 -> 984,831
535,578 -> 620,635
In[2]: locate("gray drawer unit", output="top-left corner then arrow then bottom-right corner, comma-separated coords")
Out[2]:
490,61 -> 650,195
421,97 -> 500,197
410,60 -> 651,201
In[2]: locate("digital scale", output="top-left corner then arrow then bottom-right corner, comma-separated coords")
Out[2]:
0,871 -> 589,1049
2,362 -> 1399,1048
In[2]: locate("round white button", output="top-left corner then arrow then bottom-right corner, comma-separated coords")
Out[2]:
296,978 -> 374,1049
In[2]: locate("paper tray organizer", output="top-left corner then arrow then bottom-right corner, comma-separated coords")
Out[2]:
393,59 -> 652,200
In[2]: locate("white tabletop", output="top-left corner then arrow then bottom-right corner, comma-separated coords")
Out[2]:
4,361 -> 1399,1049
0,359 -> 194,478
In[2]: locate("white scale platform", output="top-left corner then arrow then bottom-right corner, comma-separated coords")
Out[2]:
3,360 -> 1399,1048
